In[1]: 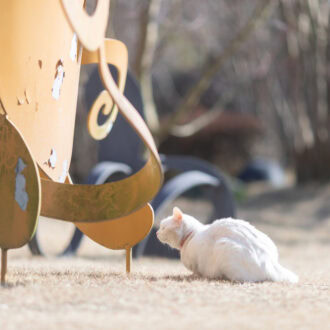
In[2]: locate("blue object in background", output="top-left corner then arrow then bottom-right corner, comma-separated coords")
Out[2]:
238,158 -> 285,187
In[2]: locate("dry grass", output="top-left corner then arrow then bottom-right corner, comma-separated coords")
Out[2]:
1,184 -> 330,330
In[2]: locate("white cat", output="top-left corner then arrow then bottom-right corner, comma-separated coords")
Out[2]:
157,207 -> 298,283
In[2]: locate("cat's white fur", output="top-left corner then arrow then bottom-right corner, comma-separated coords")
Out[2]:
157,207 -> 298,283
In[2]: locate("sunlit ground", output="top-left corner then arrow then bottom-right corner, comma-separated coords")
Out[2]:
1,184 -> 330,330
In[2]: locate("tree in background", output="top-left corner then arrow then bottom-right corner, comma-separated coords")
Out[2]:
272,0 -> 330,182
73,0 -> 330,184
110,0 -> 275,175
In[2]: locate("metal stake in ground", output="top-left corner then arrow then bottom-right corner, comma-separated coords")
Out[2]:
1,248 -> 7,285
126,246 -> 132,274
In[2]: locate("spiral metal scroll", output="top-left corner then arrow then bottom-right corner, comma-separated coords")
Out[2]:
85,39 -> 128,140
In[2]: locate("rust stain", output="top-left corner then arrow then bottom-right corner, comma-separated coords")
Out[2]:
44,148 -> 57,169
38,60 -> 42,69
55,59 -> 64,72
24,89 -> 31,104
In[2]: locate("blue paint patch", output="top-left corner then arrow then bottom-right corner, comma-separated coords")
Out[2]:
15,158 -> 29,211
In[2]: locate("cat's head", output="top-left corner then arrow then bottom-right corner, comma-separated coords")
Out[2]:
156,207 -> 185,250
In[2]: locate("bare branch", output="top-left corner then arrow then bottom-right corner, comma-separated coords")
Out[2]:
140,0 -> 163,133
170,108 -> 222,138
157,0 -> 276,142
133,0 -> 163,133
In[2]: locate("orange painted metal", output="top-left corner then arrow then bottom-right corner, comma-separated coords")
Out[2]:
60,0 -> 110,51
40,155 -> 160,222
76,204 -> 154,251
40,39 -> 162,223
0,115 -> 40,249
0,0 -> 163,278
0,0 -> 83,183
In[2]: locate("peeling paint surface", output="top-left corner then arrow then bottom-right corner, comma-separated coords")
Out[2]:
48,148 -> 57,168
17,97 -> 24,105
70,33 -> 78,61
15,158 -> 29,211
51,60 -> 65,100
59,160 -> 68,183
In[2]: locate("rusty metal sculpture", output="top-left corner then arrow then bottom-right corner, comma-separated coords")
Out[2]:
0,0 -> 163,284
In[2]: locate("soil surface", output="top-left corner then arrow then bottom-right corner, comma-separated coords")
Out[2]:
1,184 -> 330,330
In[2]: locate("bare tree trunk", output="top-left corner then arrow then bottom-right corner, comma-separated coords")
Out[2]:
278,0 -> 330,182
326,6 -> 330,130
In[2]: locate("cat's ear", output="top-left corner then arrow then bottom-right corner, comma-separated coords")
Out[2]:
173,207 -> 183,223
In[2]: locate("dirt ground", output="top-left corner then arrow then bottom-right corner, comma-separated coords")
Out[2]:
1,184 -> 330,330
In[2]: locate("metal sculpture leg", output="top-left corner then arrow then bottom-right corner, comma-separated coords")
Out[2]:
1,249 -> 7,286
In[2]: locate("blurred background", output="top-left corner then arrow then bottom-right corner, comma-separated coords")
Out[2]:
10,0 -> 328,265
72,0 -> 330,189
7,4 -> 329,326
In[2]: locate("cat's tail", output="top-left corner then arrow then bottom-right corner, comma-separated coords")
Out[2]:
270,262 -> 299,283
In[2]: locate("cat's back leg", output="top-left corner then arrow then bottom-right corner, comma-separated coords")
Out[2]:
213,238 -> 269,282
